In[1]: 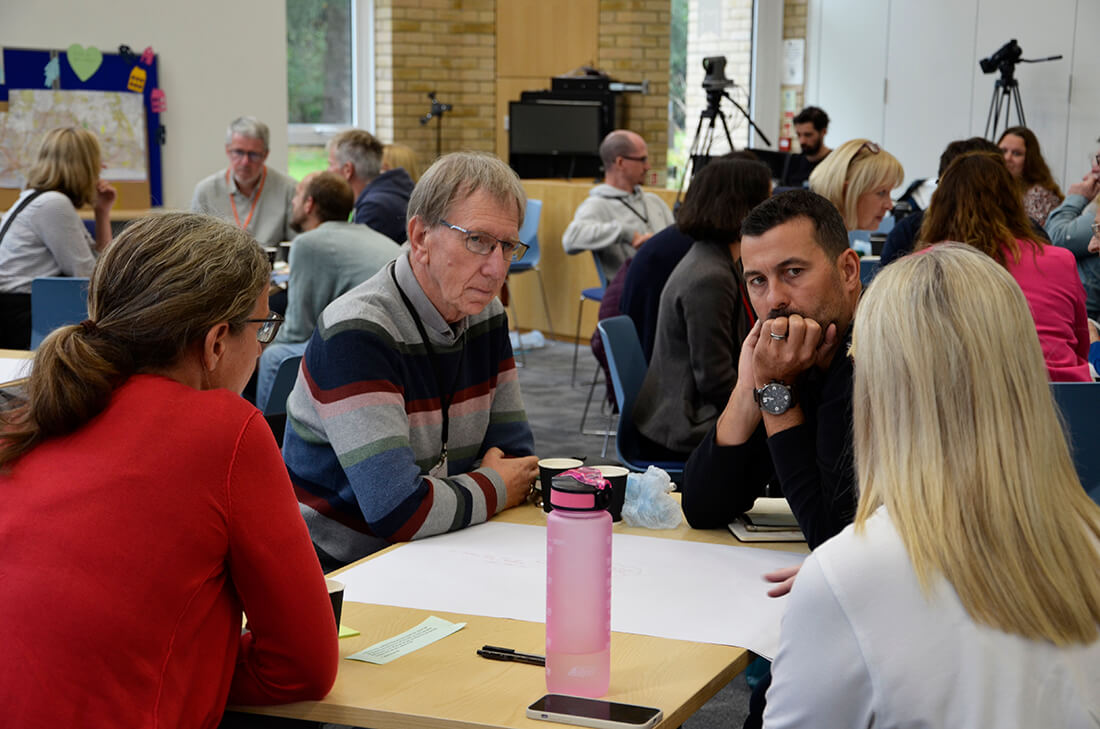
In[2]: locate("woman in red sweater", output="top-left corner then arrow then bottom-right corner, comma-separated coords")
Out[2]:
916,151 -> 1090,382
0,213 -> 338,728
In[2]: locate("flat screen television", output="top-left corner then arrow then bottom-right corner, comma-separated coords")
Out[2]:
509,101 -> 603,156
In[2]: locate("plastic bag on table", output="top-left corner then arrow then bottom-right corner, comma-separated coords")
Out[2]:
622,465 -> 682,529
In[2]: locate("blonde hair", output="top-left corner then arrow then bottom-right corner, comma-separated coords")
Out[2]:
24,127 -> 102,207
383,143 -> 421,182
851,243 -> 1100,644
809,138 -> 904,230
0,213 -> 269,469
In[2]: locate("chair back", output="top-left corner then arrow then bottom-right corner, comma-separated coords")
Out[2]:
590,251 -> 610,290
511,199 -> 543,272
1051,382 -> 1100,504
598,316 -> 684,482
264,354 -> 303,417
30,277 -> 90,349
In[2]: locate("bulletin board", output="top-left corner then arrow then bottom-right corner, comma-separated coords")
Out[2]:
0,45 -> 163,210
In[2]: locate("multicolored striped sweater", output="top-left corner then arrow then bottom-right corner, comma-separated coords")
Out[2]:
283,254 -> 535,566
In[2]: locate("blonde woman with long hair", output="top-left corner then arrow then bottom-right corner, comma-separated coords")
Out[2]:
764,244 -> 1100,728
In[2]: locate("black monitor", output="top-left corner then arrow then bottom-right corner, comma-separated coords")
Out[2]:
509,101 -> 603,156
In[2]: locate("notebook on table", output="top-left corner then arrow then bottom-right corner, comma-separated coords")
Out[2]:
727,497 -> 806,543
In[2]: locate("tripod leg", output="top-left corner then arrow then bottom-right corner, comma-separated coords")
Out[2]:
717,110 -> 734,152
1011,85 -> 1026,129
984,82 -> 1000,138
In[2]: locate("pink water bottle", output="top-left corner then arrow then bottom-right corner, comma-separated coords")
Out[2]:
545,467 -> 613,697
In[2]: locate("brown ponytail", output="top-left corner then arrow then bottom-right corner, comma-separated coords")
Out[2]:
0,212 -> 269,469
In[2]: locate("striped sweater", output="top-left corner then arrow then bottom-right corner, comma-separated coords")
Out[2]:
283,253 -> 535,566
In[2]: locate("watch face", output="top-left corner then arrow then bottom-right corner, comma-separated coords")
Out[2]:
759,383 -> 793,415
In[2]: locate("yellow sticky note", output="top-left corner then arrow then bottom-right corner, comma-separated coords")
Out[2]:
338,624 -> 360,639
127,66 -> 146,93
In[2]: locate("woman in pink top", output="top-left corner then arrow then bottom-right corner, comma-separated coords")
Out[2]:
917,151 -> 1090,382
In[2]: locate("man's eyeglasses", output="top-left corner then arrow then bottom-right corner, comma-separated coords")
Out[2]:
621,155 -> 648,163
228,148 -> 265,163
245,312 -> 284,344
439,220 -> 528,262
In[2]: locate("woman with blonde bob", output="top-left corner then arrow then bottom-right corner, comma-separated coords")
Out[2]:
0,213 -> 338,727
0,126 -> 116,348
764,244 -> 1100,729
382,142 -> 421,182
809,138 -> 903,231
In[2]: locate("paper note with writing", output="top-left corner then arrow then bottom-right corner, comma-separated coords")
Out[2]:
0,356 -> 32,385
337,521 -> 804,660
347,616 -> 465,665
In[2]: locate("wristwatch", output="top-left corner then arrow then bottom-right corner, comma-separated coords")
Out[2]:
754,381 -> 796,415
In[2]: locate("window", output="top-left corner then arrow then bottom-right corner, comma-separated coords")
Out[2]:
668,0 -> 754,189
286,0 -> 357,178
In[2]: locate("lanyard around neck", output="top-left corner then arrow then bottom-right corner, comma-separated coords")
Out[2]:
390,266 -> 466,465
227,167 -> 267,231
617,196 -> 650,226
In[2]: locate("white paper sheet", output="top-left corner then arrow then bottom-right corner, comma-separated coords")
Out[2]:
0,357 -> 32,385
339,522 -> 804,660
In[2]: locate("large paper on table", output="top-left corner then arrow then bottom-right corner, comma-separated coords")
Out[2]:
338,521 -> 804,660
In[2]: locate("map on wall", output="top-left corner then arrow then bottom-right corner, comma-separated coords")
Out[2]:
0,89 -> 147,188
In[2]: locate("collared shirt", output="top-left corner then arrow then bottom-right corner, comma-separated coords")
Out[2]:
393,251 -> 468,344
190,166 -> 297,245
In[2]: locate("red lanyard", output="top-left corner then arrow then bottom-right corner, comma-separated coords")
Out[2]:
226,167 -> 267,232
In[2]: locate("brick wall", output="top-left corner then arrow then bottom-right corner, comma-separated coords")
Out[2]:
375,0 -> 497,168
782,0 -> 808,148
598,0 -> 671,186
374,1 -> 670,183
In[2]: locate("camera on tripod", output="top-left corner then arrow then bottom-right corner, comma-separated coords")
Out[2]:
702,56 -> 734,92
980,39 -> 1023,75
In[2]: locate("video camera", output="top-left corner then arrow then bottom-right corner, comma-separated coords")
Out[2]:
702,56 -> 734,92
980,39 -> 1022,74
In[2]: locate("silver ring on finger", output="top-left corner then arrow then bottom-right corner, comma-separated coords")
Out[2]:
770,332 -> 787,340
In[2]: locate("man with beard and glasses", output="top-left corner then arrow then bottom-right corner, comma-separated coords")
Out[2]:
255,171 -> 398,411
680,189 -> 861,728
783,107 -> 832,188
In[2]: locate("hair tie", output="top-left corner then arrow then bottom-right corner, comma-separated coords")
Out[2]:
79,319 -> 97,334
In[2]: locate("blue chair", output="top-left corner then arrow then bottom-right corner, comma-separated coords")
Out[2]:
1051,382 -> 1100,505
30,276 -> 90,349
507,200 -> 552,365
263,354 -> 302,448
597,316 -> 685,485
571,252 -> 609,386
860,257 -> 880,286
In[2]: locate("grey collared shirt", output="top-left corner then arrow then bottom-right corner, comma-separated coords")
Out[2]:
393,252 -> 468,345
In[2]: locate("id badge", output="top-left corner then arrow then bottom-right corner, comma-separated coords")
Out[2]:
428,453 -> 448,478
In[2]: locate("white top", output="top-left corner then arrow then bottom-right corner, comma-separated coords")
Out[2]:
0,190 -> 97,294
764,506 -> 1100,729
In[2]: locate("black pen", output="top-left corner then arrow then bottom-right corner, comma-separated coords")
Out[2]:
477,644 -> 546,666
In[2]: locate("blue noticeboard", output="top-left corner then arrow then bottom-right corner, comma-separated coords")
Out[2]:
0,46 -> 163,206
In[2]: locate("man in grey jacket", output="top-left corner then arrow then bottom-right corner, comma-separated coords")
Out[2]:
1044,145 -> 1100,318
562,130 -> 674,279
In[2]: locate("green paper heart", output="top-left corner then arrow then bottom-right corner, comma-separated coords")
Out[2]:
67,44 -> 103,82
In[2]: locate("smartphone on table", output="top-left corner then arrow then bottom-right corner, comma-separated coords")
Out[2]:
526,694 -> 663,729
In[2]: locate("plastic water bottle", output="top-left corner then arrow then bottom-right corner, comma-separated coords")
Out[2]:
545,467 -> 613,697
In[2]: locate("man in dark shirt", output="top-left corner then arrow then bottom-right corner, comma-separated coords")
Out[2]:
327,129 -> 415,244
782,107 -> 832,187
681,189 -> 861,551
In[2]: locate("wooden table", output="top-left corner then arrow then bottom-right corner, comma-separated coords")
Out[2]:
229,500 -> 807,729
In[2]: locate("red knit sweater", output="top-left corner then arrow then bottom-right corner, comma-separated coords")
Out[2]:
0,375 -> 338,728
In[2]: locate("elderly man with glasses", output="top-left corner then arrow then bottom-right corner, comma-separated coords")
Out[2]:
283,151 -> 539,570
190,116 -> 297,245
1045,145 -> 1100,319
563,129 -> 674,279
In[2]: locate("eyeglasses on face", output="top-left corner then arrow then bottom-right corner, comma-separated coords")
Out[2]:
245,312 -> 284,344
620,155 -> 648,163
228,148 -> 265,163
439,220 -> 529,262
